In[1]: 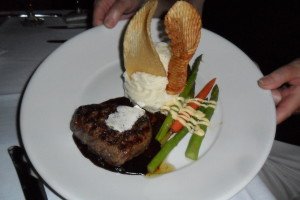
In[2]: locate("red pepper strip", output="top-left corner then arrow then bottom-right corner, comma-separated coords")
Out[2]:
170,78 -> 216,133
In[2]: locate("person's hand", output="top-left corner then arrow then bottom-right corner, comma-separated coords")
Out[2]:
258,58 -> 300,124
93,0 -> 143,28
93,0 -> 205,28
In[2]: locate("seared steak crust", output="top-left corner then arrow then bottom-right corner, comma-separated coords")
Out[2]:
70,97 -> 152,166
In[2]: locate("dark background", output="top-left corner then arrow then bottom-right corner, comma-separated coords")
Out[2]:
202,0 -> 300,146
1,0 -> 299,145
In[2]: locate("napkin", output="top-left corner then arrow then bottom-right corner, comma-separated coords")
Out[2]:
259,141 -> 300,200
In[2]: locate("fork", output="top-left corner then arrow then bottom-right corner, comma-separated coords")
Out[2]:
8,146 -> 48,200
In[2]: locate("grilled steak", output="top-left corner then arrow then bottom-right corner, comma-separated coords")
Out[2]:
70,97 -> 152,166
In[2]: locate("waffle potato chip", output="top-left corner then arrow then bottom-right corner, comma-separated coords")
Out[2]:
165,1 -> 202,95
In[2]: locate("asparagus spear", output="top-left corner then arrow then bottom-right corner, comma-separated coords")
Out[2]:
170,78 -> 216,133
179,55 -> 202,98
185,85 -> 219,160
147,85 -> 219,173
155,55 -> 202,143
148,127 -> 189,173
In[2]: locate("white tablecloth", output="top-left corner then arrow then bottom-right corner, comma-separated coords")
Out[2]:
1,15 -> 298,200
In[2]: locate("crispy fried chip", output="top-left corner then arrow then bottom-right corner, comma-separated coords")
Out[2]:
165,1 -> 202,95
123,0 -> 166,77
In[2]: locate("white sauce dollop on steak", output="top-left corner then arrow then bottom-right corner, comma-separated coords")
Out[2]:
105,106 -> 145,132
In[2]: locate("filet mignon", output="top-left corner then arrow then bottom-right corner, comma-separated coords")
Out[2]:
70,97 -> 152,166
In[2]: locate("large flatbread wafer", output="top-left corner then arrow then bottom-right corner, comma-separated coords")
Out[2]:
165,1 -> 202,95
123,0 -> 166,77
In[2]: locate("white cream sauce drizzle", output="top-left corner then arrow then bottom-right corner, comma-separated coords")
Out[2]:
161,97 -> 217,136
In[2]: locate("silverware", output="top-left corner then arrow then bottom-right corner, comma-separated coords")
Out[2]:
47,40 -> 67,43
0,13 -> 61,18
8,146 -> 48,200
47,25 -> 86,29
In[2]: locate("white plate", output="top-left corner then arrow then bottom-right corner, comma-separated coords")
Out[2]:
20,19 -> 276,200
